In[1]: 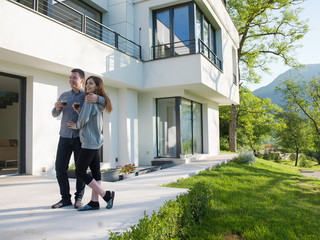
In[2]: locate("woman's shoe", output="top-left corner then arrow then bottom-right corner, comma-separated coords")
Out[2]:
78,204 -> 99,211
106,191 -> 115,209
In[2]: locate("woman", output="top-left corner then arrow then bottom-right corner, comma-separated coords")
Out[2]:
67,76 -> 113,211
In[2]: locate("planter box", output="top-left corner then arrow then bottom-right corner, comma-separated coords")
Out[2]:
151,166 -> 162,172
119,172 -> 136,180
135,168 -> 152,176
101,168 -> 120,182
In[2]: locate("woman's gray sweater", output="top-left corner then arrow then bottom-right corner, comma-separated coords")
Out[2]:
75,102 -> 105,150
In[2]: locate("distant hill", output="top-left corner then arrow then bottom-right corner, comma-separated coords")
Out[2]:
253,64 -> 320,106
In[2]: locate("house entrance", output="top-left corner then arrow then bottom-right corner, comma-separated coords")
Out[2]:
0,72 -> 26,175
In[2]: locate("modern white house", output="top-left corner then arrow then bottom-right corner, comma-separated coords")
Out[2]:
0,0 -> 239,177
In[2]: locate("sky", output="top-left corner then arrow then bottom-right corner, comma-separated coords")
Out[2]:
246,0 -> 320,91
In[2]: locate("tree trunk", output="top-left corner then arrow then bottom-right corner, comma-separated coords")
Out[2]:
229,104 -> 237,152
295,147 -> 299,166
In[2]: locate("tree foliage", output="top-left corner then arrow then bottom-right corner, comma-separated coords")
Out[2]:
275,107 -> 313,166
274,76 -> 320,162
220,87 -> 281,151
275,76 -> 320,135
223,0 -> 308,152
226,0 -> 309,84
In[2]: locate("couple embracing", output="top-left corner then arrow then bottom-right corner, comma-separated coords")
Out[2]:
51,68 -> 114,211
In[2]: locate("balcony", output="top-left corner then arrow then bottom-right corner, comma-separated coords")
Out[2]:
151,39 -> 223,71
12,0 -> 141,60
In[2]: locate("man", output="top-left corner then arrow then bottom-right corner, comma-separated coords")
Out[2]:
51,68 -> 104,209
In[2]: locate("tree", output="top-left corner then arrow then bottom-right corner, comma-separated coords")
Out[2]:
220,87 -> 281,151
275,76 -> 320,161
275,107 -> 312,166
276,77 -> 320,134
224,0 -> 309,151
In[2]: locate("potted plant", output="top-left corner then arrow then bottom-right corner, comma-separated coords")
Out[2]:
101,167 -> 121,182
119,164 -> 136,180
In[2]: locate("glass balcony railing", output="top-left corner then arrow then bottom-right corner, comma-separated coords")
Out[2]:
12,0 -> 141,60
151,39 -> 223,71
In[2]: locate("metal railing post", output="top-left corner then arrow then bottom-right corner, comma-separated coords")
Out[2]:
34,0 -> 38,11
115,33 -> 119,49
82,15 -> 86,33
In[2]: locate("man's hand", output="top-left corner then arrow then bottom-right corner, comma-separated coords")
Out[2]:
67,121 -> 77,129
54,101 -> 63,111
85,93 -> 98,103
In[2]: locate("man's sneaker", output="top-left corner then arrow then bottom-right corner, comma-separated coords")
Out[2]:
74,199 -> 84,209
51,200 -> 72,209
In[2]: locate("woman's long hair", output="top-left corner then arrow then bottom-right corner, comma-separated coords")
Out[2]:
84,76 -> 112,113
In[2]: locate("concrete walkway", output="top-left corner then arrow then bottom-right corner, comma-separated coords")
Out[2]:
0,153 -> 237,240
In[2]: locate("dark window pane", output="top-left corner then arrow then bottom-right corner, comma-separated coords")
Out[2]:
157,98 -> 177,157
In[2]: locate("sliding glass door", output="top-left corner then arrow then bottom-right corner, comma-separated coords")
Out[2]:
157,97 -> 202,157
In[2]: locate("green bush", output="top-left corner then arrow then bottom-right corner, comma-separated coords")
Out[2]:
255,152 -> 264,159
220,137 -> 229,151
299,154 -> 313,168
233,149 -> 257,165
290,153 -> 296,161
109,182 -> 214,239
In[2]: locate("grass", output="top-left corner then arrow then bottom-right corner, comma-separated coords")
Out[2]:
279,158 -> 320,171
163,158 -> 320,240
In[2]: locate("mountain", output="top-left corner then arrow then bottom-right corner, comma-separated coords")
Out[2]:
253,64 -> 320,106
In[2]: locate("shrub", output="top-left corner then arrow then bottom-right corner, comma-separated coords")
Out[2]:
299,154 -> 313,168
290,153 -> 296,161
108,182 -> 213,239
233,149 -> 256,165
220,137 -> 229,151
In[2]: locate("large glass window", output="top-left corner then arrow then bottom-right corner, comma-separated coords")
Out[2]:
157,98 -> 202,157
153,3 -> 194,59
152,3 -> 221,69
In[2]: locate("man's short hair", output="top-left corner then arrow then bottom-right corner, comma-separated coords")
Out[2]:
71,68 -> 85,79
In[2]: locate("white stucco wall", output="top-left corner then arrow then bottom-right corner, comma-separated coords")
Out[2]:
138,93 -> 156,165
117,88 -> 139,167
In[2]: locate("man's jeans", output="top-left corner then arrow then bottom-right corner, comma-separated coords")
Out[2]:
55,137 -> 85,202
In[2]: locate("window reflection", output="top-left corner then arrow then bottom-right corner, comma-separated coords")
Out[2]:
174,6 -> 190,55
155,10 -> 171,58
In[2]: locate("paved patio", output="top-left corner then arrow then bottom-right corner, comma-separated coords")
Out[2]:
0,153 -> 237,240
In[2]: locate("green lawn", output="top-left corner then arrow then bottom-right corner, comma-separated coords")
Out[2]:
279,158 -> 320,171
164,159 -> 320,240
110,159 -> 320,240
